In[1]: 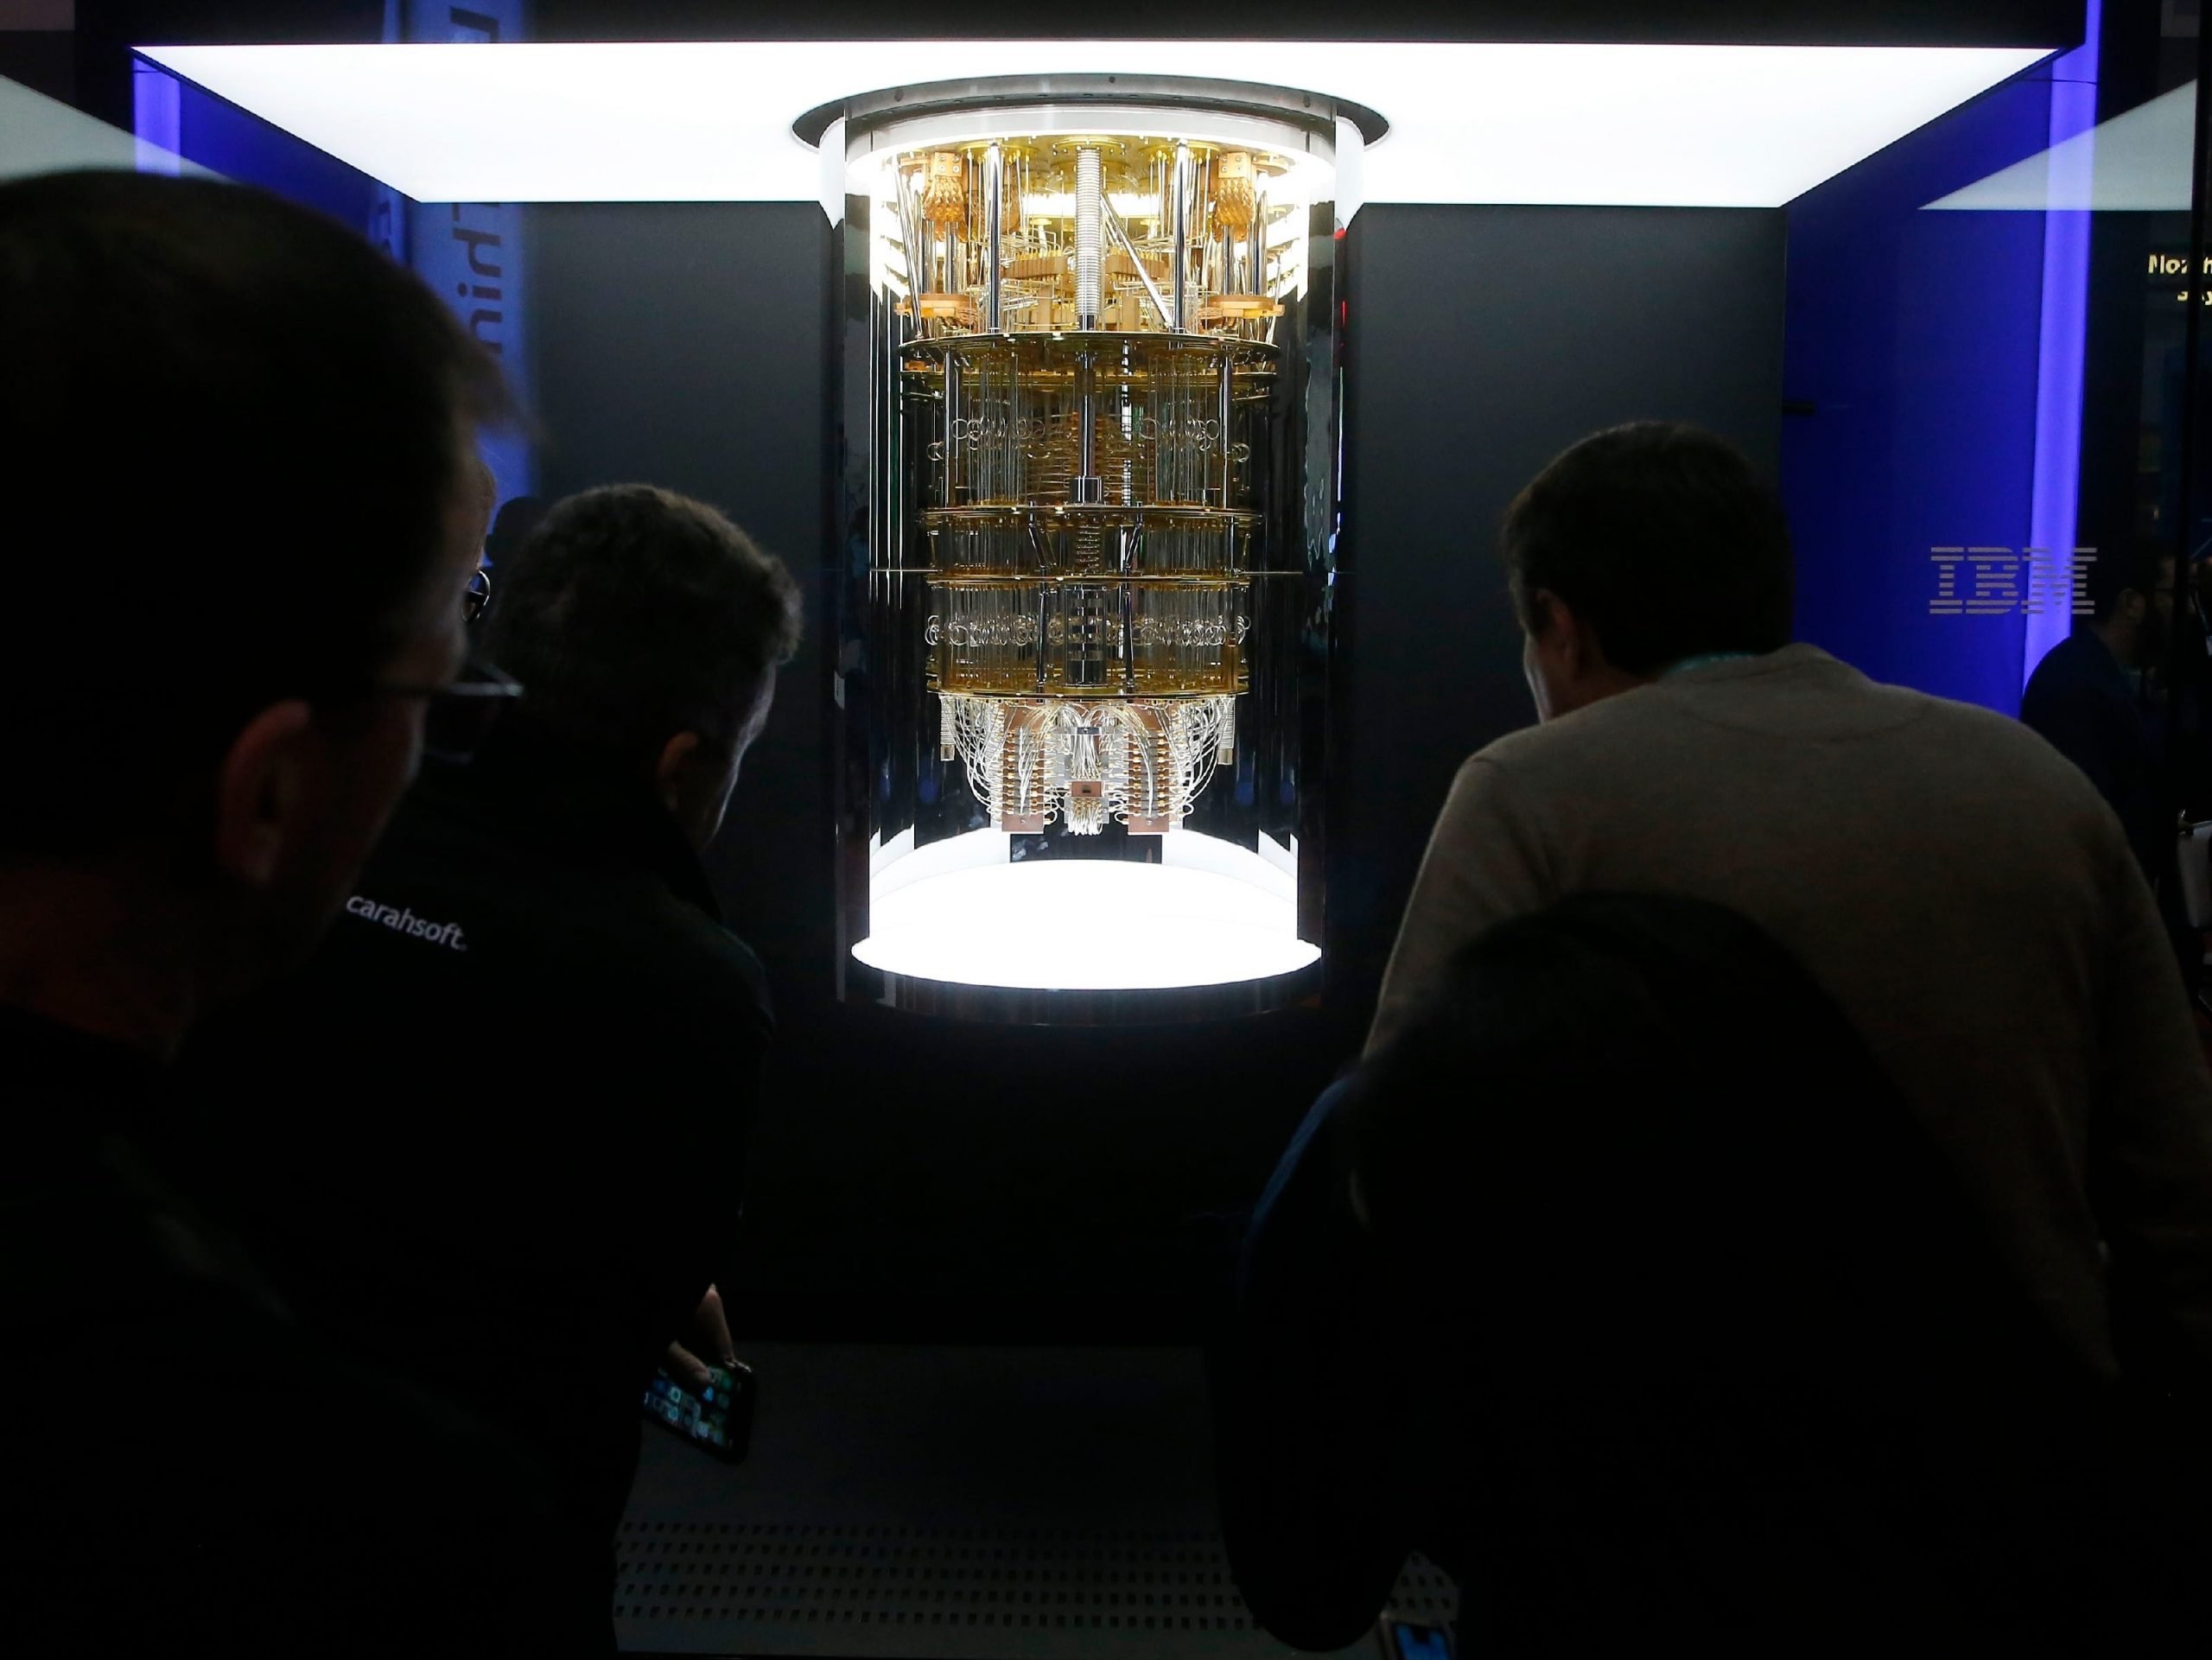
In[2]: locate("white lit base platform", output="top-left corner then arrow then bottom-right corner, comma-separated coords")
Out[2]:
853,830 -> 1319,994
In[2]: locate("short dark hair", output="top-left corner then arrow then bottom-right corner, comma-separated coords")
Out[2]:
1500,423 -> 1794,675
0,171 -> 513,860
482,486 -> 802,764
485,494 -> 550,569
2084,537 -> 2171,623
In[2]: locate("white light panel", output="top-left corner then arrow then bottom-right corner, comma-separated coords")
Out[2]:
135,40 -> 2049,208
855,830 -> 1318,991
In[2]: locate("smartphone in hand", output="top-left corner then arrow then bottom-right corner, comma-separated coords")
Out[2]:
642,1360 -> 754,1463
1376,1615 -> 1456,1659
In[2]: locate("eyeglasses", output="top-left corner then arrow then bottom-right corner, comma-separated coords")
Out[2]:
368,658 -> 525,764
464,565 -> 492,626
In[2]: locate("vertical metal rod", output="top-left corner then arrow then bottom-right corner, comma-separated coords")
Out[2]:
1074,146 -> 1104,506
1077,352 -> 1098,496
1170,142 -> 1190,333
1254,188 -> 1272,345
1122,585 -> 1139,696
1035,583 -> 1050,691
875,271 -> 895,590
941,347 -> 959,508
1217,348 -> 1233,506
892,165 -> 924,324
1253,188 -> 1268,300
1122,527 -> 1140,695
984,142 -> 1003,333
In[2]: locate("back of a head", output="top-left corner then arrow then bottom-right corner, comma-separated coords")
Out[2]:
481,485 -> 802,766
1501,422 -> 1794,674
0,170 -> 510,861
1349,892 -> 2151,1646
2084,534 -> 2170,623
1352,893 -> 2048,1382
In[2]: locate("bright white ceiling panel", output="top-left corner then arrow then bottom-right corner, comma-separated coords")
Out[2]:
136,40 -> 2050,208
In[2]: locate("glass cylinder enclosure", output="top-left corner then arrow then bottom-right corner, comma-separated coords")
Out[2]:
830,79 -> 1347,1018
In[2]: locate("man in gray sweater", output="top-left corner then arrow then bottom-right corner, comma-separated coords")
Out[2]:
1371,422 -> 2212,1390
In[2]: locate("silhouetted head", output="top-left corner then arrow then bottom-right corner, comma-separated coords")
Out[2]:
2085,536 -> 2173,671
1500,422 -> 1794,721
484,493 -> 549,569
481,485 -> 802,850
0,170 -> 514,1042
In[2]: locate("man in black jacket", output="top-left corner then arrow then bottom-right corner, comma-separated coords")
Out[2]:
1216,894 -> 2198,1656
186,484 -> 800,1630
0,172 -> 595,1655
2020,537 -> 2175,887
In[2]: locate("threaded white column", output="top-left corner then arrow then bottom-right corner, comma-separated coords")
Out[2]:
1074,147 -> 1102,328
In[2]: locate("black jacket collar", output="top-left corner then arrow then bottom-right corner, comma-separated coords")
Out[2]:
411,716 -> 721,923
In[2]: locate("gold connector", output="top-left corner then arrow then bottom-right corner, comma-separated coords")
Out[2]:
921,150 -> 967,226
1214,150 -> 1257,234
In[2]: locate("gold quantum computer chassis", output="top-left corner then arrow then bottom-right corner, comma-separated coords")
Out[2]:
824,74 -> 1361,1010
895,131 -> 1293,835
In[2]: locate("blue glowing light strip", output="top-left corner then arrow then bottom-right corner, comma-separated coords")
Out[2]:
2024,3 -> 2102,687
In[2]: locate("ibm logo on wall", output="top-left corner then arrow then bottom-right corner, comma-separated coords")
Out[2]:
1929,547 -> 2097,616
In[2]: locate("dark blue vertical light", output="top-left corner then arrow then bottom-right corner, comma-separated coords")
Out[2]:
130,59 -> 180,175
2024,1 -> 2104,687
392,2 -> 536,508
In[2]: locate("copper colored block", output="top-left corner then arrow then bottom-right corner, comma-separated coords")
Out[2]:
1104,246 -> 1167,283
1198,295 -> 1282,321
917,293 -> 978,326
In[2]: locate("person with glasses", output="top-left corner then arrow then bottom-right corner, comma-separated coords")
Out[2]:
462,451 -> 499,626
184,483 -> 802,1646
0,173 -> 597,1655
477,492 -> 550,627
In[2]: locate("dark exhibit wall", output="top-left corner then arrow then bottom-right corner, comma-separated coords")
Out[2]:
526,0 -> 2082,47
520,199 -> 1788,1337
1332,205 -> 1787,1002
530,202 -> 837,1027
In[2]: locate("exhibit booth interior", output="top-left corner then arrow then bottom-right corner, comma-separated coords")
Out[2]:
9,1 -> 2206,1652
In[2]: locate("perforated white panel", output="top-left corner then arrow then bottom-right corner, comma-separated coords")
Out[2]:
614,1519 -> 1457,1657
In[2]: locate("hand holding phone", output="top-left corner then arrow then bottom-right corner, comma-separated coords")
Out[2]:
643,1358 -> 754,1463
1376,1615 -> 1456,1659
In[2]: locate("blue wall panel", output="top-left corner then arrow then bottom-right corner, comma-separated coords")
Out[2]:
1783,69 -> 2059,715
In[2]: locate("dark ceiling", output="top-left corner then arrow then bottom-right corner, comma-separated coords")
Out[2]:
86,0 -> 2087,47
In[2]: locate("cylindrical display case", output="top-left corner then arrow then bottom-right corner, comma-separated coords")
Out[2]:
823,78 -> 1356,1020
